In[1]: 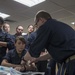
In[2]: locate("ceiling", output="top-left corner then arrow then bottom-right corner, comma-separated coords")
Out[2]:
0,0 -> 75,33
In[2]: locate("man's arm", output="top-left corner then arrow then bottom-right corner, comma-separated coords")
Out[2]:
30,52 -> 52,63
36,52 -> 51,61
1,59 -> 21,68
23,51 -> 34,61
23,51 -> 51,63
0,41 -> 7,47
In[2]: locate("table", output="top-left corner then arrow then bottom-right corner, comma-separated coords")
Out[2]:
0,66 -> 45,75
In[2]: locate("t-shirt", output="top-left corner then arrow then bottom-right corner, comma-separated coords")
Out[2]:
3,49 -> 26,64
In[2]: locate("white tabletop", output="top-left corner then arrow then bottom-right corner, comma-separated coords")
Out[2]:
0,66 -> 45,75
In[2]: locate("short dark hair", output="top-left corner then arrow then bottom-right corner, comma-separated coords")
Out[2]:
35,10 -> 52,20
15,36 -> 26,44
27,25 -> 34,29
0,17 -> 4,25
16,25 -> 23,30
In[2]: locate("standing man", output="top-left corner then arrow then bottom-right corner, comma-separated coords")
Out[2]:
3,23 -> 14,53
24,10 -> 75,75
0,17 -> 14,64
14,25 -> 24,37
12,25 -> 24,42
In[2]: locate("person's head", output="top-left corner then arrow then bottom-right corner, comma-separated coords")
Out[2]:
34,10 -> 52,27
15,36 -> 26,54
3,23 -> 10,33
0,17 -> 4,28
16,25 -> 24,35
27,25 -> 34,34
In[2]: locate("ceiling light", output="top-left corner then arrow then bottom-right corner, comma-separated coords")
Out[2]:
14,0 -> 46,7
0,12 -> 10,19
71,22 -> 75,25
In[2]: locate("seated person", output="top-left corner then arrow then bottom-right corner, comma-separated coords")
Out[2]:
1,36 -> 36,72
1,36 -> 26,68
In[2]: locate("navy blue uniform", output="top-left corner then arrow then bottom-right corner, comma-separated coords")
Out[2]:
3,49 -> 26,64
29,19 -> 75,75
24,32 -> 36,51
0,29 -> 14,64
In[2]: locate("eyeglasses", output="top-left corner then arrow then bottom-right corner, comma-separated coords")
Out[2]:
35,19 -> 39,26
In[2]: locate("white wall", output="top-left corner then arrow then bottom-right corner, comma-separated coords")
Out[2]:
9,18 -> 34,34
9,17 -> 75,35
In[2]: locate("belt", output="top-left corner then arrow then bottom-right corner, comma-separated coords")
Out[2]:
65,55 -> 75,63
57,55 -> 75,75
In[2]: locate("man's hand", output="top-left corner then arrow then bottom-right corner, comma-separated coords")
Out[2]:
30,58 -> 38,64
25,61 -> 37,71
14,66 -> 25,72
20,60 -> 37,71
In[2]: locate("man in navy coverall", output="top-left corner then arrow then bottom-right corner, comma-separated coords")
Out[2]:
0,17 -> 14,64
23,10 -> 75,75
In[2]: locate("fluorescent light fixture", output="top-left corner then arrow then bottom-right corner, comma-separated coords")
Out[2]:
0,12 -> 10,19
14,0 -> 46,7
71,22 -> 75,25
